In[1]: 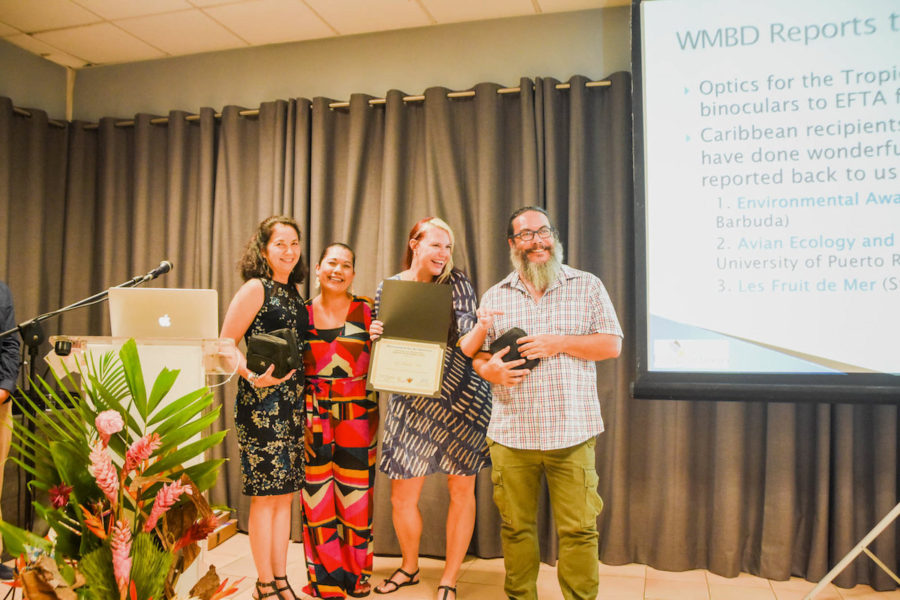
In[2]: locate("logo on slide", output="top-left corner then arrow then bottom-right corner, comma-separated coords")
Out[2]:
158,314 -> 172,328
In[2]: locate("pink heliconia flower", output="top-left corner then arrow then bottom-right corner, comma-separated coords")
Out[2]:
95,410 -> 125,447
110,519 -> 132,591
88,441 -> 119,507
49,482 -> 73,509
143,480 -> 191,532
124,432 -> 162,475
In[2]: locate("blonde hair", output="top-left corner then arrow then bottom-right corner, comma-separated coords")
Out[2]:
404,216 -> 456,283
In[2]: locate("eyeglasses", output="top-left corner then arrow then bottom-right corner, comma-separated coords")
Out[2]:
512,226 -> 555,242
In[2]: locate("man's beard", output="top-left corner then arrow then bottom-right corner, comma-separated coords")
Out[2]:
510,239 -> 564,291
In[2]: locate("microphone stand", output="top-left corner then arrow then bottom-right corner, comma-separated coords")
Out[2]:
0,265 -> 171,530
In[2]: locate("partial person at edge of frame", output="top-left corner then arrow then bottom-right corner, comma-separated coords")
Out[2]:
0,281 -> 21,582
467,205 -> 623,600
300,242 -> 378,599
219,215 -> 309,600
369,217 -> 492,600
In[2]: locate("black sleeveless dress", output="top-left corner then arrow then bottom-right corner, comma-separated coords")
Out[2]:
235,278 -> 308,496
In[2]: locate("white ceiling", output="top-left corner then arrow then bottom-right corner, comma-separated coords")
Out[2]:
0,0 -> 627,70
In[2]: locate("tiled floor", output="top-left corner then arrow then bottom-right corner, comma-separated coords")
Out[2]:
202,533 -> 900,600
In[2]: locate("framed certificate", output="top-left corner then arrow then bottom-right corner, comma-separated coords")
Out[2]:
367,280 -> 452,398
368,338 -> 445,397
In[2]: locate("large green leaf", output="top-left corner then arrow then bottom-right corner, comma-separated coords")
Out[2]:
152,394 -> 213,439
0,520 -> 52,556
179,458 -> 227,493
156,409 -> 220,455
146,367 -> 180,416
34,504 -> 83,559
147,387 -> 209,427
141,432 -> 227,479
119,339 -> 148,419
51,440 -> 103,509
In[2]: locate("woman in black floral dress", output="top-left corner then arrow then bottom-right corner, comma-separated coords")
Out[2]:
220,216 -> 308,600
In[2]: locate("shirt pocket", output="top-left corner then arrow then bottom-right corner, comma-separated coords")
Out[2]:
550,297 -> 591,335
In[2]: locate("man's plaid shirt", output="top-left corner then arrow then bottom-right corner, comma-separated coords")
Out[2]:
480,264 -> 623,451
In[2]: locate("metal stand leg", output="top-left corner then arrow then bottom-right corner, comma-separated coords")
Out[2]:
804,501 -> 900,599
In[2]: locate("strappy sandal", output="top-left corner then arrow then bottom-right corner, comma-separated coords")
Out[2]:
436,585 -> 456,600
252,580 -> 278,600
373,568 -> 419,594
273,575 -> 300,600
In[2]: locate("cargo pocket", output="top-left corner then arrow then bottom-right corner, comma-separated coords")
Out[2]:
582,468 -> 604,528
491,468 -> 512,525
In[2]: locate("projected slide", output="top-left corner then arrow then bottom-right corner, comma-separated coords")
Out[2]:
641,0 -> 899,376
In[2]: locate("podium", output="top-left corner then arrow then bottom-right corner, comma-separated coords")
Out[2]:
44,335 -> 236,597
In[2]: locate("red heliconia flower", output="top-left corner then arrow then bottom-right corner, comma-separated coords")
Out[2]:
49,482 -> 73,509
173,514 -> 220,552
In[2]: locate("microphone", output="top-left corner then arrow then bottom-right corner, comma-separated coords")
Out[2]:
146,260 -> 173,281
132,261 -> 173,285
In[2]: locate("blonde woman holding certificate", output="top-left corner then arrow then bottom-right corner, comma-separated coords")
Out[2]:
370,217 -> 491,600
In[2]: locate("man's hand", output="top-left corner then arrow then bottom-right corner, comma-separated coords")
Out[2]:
517,334 -> 562,361
473,346 -> 530,387
0,389 -> 8,404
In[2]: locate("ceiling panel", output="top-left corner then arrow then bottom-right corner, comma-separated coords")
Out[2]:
116,10 -> 248,56
34,23 -> 166,65
0,0 -> 622,68
305,0 -> 432,36
0,0 -> 100,32
203,0 -> 333,45
3,32 -> 88,67
421,0 -> 535,25
538,0 -> 629,12
187,0 -> 246,6
75,0 -> 195,20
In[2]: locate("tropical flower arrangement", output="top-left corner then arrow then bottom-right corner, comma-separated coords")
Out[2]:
0,339 -> 239,600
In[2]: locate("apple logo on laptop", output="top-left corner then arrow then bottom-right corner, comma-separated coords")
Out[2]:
158,314 -> 172,328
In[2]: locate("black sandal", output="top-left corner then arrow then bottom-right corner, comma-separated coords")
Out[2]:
253,580 -> 278,600
272,575 -> 300,600
437,585 -> 456,600
373,568 -> 419,594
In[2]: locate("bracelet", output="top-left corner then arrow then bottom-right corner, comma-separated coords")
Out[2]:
246,372 -> 259,387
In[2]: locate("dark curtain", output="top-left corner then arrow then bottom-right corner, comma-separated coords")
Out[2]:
1,70 -> 899,590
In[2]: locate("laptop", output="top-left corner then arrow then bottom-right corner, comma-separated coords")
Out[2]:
108,287 -> 219,339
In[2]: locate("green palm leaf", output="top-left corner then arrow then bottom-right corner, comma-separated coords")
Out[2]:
141,432 -> 228,479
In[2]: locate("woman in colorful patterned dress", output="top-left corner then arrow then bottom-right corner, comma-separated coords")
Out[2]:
301,243 -> 378,599
370,218 -> 492,600
220,216 -> 308,600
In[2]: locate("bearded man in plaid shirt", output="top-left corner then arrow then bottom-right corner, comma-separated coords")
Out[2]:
469,206 -> 622,600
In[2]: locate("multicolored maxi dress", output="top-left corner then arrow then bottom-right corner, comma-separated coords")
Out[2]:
300,296 -> 378,599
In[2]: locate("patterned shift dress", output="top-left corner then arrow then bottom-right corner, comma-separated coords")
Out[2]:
235,278 -> 307,496
301,297 -> 378,599
375,270 -> 491,478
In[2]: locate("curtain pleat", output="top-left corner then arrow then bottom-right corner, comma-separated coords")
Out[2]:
2,70 -> 899,590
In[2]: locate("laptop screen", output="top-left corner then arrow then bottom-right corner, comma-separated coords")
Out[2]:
108,287 -> 219,339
